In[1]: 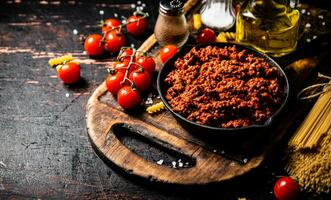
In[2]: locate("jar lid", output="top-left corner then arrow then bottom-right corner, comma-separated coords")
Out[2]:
160,0 -> 184,15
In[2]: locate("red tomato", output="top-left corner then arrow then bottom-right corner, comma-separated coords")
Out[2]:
135,56 -> 155,74
197,28 -> 216,44
129,70 -> 151,91
114,60 -> 138,74
105,71 -> 126,95
84,34 -> 105,56
57,62 -> 80,84
126,15 -> 148,36
119,48 -> 134,61
159,44 -> 178,64
117,86 -> 141,109
104,31 -> 126,53
102,18 -> 121,33
274,177 -> 300,200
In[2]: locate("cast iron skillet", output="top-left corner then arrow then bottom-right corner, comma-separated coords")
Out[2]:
157,43 -> 290,137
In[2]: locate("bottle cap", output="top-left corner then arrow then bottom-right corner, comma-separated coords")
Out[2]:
160,0 -> 184,15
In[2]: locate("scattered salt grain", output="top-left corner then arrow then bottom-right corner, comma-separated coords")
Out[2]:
99,10 -> 104,15
65,93 -> 70,97
136,6 -> 143,12
73,29 -> 78,35
83,51 -> 87,55
322,21 -> 326,26
114,13 -> 118,18
156,159 -> 164,165
301,9 -> 306,14
306,38 -> 311,43
131,44 -> 135,48
318,15 -> 324,19
178,162 -> 183,168
171,161 -> 177,168
131,4 -> 136,9
307,12 -> 310,16
221,150 -> 225,154
137,1 -> 142,5
313,35 -> 317,40
213,149 -> 217,153
122,20 -> 127,24
142,3 -> 146,7
305,23 -> 311,28
243,158 -> 248,164
0,161 -> 7,168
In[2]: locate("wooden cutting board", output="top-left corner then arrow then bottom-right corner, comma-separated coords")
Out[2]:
85,0 -> 327,185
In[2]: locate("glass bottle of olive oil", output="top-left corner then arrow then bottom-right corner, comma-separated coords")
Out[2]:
236,0 -> 300,57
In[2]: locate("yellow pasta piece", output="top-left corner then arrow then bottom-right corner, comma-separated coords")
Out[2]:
146,102 -> 165,114
193,14 -> 202,30
48,55 -> 74,67
216,32 -> 236,42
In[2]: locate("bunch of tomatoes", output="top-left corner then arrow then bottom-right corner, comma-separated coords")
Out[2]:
105,47 -> 154,109
105,44 -> 179,110
84,11 -> 149,57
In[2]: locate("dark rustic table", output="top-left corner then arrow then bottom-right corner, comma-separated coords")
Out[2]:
0,0 -> 330,199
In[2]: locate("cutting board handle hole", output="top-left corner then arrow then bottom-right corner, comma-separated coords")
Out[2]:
112,123 -> 196,169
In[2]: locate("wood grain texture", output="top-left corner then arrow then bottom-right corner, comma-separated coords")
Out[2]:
86,81 -> 265,184
1,0 -> 331,199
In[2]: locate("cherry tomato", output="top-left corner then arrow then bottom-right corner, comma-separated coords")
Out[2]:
102,18 -> 121,33
119,48 -> 134,62
159,44 -> 178,64
197,28 -> 216,44
135,56 -> 155,75
117,86 -> 141,109
84,34 -> 105,56
126,15 -> 148,36
57,62 -> 80,84
129,70 -> 151,91
105,71 -> 126,95
114,60 -> 138,74
104,30 -> 126,53
274,177 -> 300,200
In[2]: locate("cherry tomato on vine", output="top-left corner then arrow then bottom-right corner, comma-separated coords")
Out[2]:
159,44 -> 178,64
117,86 -> 141,110
105,71 -> 127,95
126,15 -> 148,36
102,18 -> 121,33
57,62 -> 80,84
135,56 -> 155,75
274,176 -> 300,200
118,48 -> 134,62
197,28 -> 216,44
113,60 -> 138,74
129,70 -> 151,91
84,34 -> 105,56
104,30 -> 126,53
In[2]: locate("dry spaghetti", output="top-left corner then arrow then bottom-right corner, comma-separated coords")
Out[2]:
286,78 -> 331,193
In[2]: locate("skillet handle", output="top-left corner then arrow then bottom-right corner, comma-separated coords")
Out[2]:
274,32 -> 331,67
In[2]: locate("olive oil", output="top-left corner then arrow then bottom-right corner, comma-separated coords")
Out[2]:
236,0 -> 300,57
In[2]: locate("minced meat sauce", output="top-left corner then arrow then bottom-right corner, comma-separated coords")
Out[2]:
164,45 -> 285,128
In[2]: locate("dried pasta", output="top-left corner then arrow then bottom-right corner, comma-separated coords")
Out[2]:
216,32 -> 236,42
286,81 -> 331,193
146,102 -> 165,114
48,55 -> 74,67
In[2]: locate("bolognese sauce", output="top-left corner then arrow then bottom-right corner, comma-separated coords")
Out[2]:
164,45 -> 285,128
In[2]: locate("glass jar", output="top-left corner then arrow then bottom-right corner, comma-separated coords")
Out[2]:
236,0 -> 300,57
200,0 -> 236,31
154,0 -> 189,47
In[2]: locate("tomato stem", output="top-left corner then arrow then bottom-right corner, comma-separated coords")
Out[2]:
102,11 -> 149,38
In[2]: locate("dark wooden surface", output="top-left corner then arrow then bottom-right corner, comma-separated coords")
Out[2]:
0,0 -> 330,199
